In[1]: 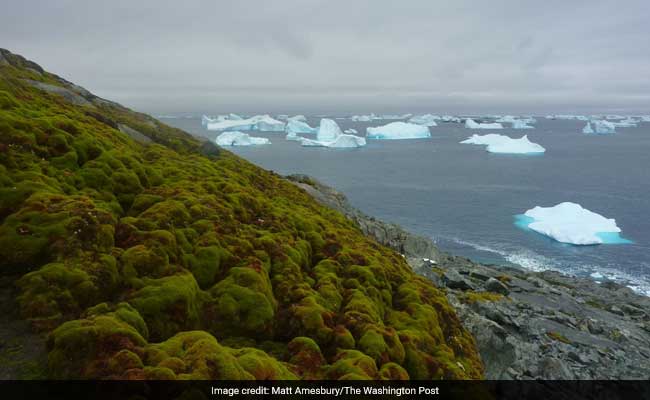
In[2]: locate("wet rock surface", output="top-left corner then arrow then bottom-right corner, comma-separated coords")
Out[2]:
292,174 -> 650,380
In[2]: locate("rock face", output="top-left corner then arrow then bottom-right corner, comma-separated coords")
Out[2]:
293,174 -> 650,380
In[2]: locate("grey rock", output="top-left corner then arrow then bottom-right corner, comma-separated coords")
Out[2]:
23,79 -> 91,106
443,269 -> 475,290
485,278 -> 510,295
118,124 -> 152,144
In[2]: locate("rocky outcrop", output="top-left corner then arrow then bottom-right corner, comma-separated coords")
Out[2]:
291,174 -> 650,380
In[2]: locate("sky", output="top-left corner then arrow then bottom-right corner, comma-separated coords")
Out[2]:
1,0 -> 649,115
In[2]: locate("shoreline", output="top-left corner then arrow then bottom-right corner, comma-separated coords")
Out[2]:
287,174 -> 650,379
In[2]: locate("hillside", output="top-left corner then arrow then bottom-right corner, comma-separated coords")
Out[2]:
0,49 -> 482,380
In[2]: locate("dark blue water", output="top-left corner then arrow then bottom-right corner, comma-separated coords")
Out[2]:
164,116 -> 650,295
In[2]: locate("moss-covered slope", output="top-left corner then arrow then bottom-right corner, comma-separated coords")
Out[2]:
0,48 -> 482,380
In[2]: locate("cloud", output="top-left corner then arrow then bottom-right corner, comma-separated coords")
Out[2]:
1,0 -> 649,114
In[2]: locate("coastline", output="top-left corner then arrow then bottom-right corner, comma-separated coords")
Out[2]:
287,174 -> 650,379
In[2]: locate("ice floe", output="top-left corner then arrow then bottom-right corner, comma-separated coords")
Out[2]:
299,119 -> 366,148
465,118 -> 504,130
516,202 -> 630,245
511,119 -> 535,129
344,128 -> 358,134
583,120 -> 616,134
461,134 -> 545,154
408,114 -> 439,127
215,131 -> 270,146
366,122 -> 431,140
206,114 -> 285,132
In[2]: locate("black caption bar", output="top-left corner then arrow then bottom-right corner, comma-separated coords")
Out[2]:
1,380 -> 649,400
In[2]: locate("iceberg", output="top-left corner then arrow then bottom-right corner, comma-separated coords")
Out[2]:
465,118 -> 504,130
215,131 -> 270,146
461,134 -> 545,154
206,114 -> 285,132
408,114 -> 439,126
511,119 -> 534,129
351,114 -> 379,122
516,202 -> 630,245
440,115 -> 461,123
366,122 -> 431,140
285,119 -> 317,141
287,115 -> 307,122
583,120 -> 616,134
379,113 -> 412,120
344,128 -> 358,134
286,119 -> 316,134
610,117 -> 637,128
299,118 -> 366,148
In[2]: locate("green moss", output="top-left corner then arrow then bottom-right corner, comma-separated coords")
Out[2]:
129,272 -> 202,341
546,331 -> 571,344
0,52 -> 483,380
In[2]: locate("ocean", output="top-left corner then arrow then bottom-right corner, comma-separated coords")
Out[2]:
164,116 -> 650,295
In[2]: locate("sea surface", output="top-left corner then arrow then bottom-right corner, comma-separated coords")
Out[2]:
164,116 -> 650,295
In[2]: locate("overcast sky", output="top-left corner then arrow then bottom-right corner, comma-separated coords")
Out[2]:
2,0 -> 649,115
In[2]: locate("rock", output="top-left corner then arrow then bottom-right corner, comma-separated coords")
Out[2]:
199,141 -> 221,157
443,270 -> 475,290
23,79 -> 92,106
539,357 -> 574,380
118,124 -> 153,144
609,305 -> 625,316
621,303 -> 646,317
485,278 -> 510,295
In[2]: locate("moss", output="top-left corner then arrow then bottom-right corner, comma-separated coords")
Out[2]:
183,245 -> 229,289
546,331 -> 571,344
460,291 -> 505,304
326,350 -> 378,380
379,362 -> 409,380
128,272 -> 202,341
0,52 -> 483,380
46,303 -> 148,379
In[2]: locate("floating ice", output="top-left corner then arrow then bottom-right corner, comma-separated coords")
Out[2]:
610,117 -> 638,128
299,119 -> 366,148
465,118 -> 504,130
206,114 -> 285,132
287,115 -> 307,122
408,114 -> 439,127
547,115 -> 589,121
516,202 -> 631,245
583,120 -> 616,134
440,115 -> 461,123
380,113 -> 412,120
366,122 -> 431,140
215,131 -> 270,146
461,134 -> 545,154
511,119 -> 534,129
285,119 -> 317,141
344,128 -> 358,134
351,114 -> 379,122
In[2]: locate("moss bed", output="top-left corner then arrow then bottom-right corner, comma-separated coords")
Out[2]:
0,49 -> 483,380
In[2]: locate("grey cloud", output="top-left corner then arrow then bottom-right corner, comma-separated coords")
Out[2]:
1,0 -> 648,115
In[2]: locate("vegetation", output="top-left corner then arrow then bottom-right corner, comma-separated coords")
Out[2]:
0,49 -> 483,379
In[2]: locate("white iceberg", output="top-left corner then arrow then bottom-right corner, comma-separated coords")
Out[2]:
344,128 -> 358,134
408,114 -> 439,126
379,113 -> 412,120
299,119 -> 366,148
461,134 -> 545,154
206,114 -> 285,132
465,118 -> 504,130
610,117 -> 637,128
215,131 -> 270,146
517,202 -> 630,245
285,119 -> 317,141
511,119 -> 534,129
440,115 -> 461,123
287,115 -> 307,122
351,114 -> 379,122
583,120 -> 616,134
366,122 -> 431,140
286,119 -> 317,134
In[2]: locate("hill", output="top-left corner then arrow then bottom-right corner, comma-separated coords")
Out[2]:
0,49 -> 482,380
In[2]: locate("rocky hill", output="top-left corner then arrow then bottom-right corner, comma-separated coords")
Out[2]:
0,49 -> 482,379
